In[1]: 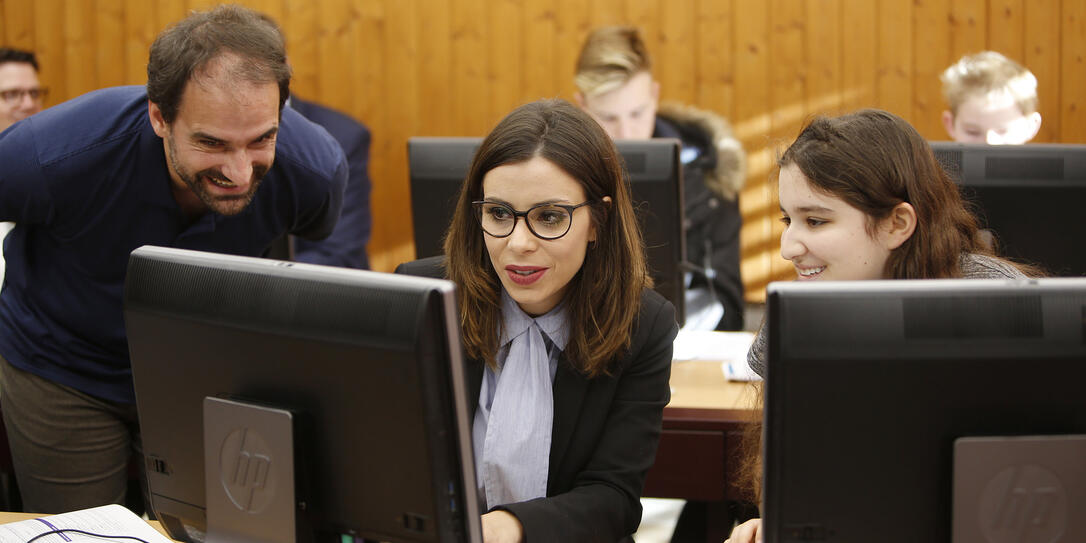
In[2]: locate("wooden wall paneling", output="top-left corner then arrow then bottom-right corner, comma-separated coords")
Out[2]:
8,0 -> 1077,281
555,0 -> 592,100
63,0 -> 97,98
767,0 -> 805,284
839,0 -> 877,112
989,0 -> 1026,62
2,0 -> 35,50
122,0 -> 154,86
356,2 -> 381,121
281,0 -> 318,99
451,0 -> 491,136
96,0 -> 127,89
188,0 -> 220,12
694,0 -> 735,121
417,0 -> 452,135
488,0 -> 524,121
590,0 -> 625,26
1061,0 -> 1086,142
733,0 -> 772,300
658,0 -> 696,106
34,0 -> 66,101
244,0 -> 285,23
152,1 -> 188,45
353,1 -> 386,141
521,0 -> 558,104
949,0 -> 988,60
1024,0 -> 1061,142
805,0 -> 842,117
913,0 -> 952,139
767,0 -> 805,145
314,0 -> 357,118
875,0 -> 913,119
377,0 -> 420,270
353,0 -> 390,267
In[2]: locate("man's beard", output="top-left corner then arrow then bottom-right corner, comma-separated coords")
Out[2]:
167,135 -> 269,216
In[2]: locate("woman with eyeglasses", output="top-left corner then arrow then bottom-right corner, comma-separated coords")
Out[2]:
397,99 -> 677,543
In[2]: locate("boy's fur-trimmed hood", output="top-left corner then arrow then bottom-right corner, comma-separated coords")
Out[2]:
657,101 -> 746,201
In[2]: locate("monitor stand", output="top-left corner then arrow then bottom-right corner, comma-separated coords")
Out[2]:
953,434 -> 1086,543
204,397 -> 298,543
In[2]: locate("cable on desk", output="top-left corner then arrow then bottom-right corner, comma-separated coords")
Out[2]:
25,528 -> 153,543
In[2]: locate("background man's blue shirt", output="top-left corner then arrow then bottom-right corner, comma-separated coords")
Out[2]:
0,85 -> 348,403
289,97 -> 372,269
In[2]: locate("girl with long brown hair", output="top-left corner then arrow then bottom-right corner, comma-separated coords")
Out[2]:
746,108 -> 1034,378
730,109 -> 1035,543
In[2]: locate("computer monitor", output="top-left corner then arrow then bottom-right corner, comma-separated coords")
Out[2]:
763,278 -> 1086,543
408,137 -> 686,323
124,246 -> 481,543
930,141 -> 1086,277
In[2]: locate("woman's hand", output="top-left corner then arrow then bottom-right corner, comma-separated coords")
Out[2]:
481,510 -> 524,543
724,518 -> 762,543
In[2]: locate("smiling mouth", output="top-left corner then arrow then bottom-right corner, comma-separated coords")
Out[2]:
206,175 -> 238,189
796,266 -> 825,279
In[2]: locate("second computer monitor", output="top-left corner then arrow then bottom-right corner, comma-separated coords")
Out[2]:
930,141 -> 1086,277
408,137 -> 686,322
764,278 -> 1086,543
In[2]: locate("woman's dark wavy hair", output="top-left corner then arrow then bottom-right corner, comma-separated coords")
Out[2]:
779,108 -> 1031,278
147,4 -> 291,124
443,99 -> 651,377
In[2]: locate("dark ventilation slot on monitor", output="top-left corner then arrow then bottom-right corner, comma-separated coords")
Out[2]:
903,295 -> 1043,339
933,149 -> 963,180
146,455 -> 170,475
126,258 -> 422,344
621,151 -> 647,174
986,156 -> 1064,180
401,513 -> 427,532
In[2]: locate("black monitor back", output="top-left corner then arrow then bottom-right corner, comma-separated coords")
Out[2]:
408,137 -> 685,322
764,278 -> 1086,543
930,141 -> 1086,277
124,246 -> 480,543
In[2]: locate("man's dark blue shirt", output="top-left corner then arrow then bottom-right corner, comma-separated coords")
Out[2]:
0,85 -> 347,403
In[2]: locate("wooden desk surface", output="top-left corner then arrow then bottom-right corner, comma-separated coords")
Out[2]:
644,356 -> 761,543
667,359 -> 759,411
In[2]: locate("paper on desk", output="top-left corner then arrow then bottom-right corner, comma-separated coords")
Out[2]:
0,504 -> 173,543
672,330 -> 761,382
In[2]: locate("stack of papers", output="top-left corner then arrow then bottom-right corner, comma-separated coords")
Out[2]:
0,504 -> 173,543
672,330 -> 761,382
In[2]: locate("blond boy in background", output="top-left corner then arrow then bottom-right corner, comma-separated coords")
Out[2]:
941,51 -> 1042,144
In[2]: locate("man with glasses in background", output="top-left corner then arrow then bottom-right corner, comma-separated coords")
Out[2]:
0,48 -> 45,134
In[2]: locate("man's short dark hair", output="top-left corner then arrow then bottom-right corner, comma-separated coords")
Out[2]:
146,4 -> 291,124
0,47 -> 39,71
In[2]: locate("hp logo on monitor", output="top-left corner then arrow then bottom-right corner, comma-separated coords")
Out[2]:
218,427 -> 277,513
979,464 -> 1066,543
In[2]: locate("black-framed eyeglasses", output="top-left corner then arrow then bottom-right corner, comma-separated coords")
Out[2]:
471,200 -> 595,240
0,87 -> 48,104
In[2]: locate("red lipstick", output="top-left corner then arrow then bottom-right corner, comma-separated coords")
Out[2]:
506,265 -> 546,286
